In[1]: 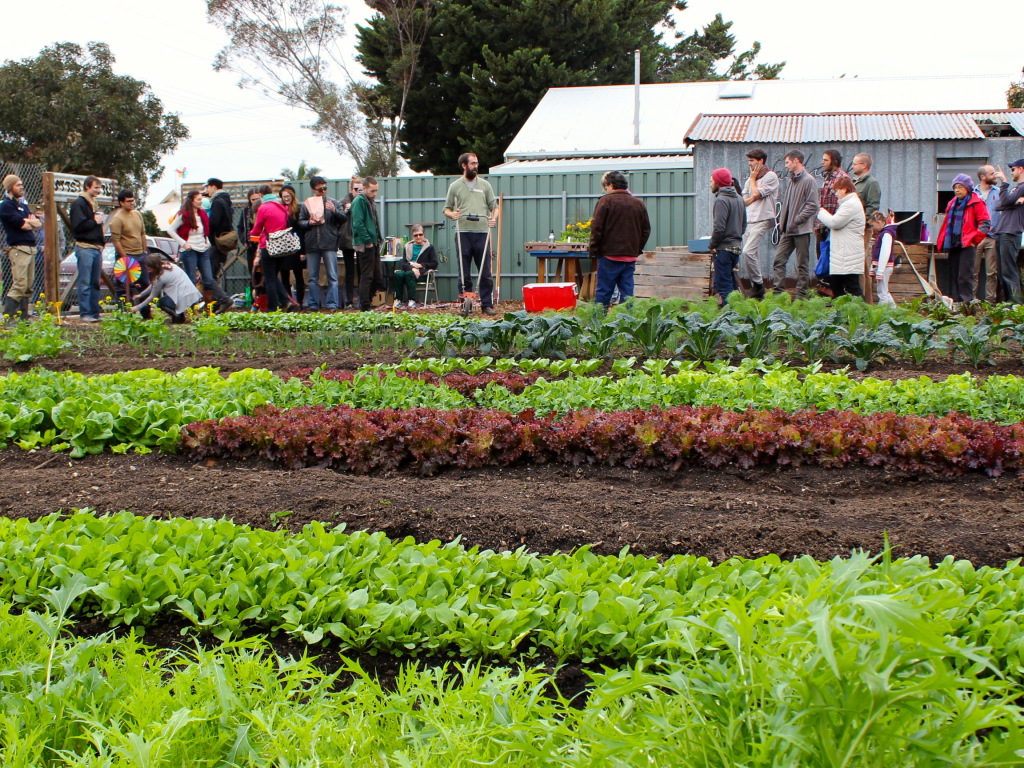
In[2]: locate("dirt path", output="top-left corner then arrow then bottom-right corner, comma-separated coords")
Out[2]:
3,449 -> 1021,567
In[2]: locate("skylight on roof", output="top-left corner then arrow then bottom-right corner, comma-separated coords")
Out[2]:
717,82 -> 756,99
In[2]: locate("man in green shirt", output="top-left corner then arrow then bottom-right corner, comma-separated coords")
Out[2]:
350,176 -> 386,311
443,153 -> 499,315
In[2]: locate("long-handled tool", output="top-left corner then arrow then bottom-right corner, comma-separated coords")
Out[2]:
454,214 -> 493,317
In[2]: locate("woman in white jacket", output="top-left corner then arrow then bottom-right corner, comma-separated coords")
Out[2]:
816,176 -> 866,298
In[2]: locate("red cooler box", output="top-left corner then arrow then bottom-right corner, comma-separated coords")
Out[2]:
522,282 -> 578,312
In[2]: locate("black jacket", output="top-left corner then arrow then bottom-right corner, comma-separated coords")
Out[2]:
709,186 -> 746,251
70,194 -> 104,247
208,191 -> 234,237
0,195 -> 37,247
402,240 -> 439,272
298,196 -> 347,251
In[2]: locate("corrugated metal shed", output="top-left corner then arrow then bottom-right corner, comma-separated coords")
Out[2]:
505,74 -> 1018,159
684,111 -> 1024,143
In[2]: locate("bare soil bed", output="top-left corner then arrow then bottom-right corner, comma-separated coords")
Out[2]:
3,448 -> 1021,567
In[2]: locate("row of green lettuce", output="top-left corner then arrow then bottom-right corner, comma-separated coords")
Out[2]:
3,361 -> 1024,456
6,594 -> 1022,767
2,513 -> 1022,673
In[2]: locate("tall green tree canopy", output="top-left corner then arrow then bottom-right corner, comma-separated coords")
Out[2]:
357,0 -> 783,174
0,42 -> 188,194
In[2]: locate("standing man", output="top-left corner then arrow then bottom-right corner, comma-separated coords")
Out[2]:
0,174 -> 41,322
107,189 -> 151,318
992,161 -> 1024,304
772,151 -> 820,298
709,168 -> 746,305
350,176 -> 385,311
740,148 -> 779,298
588,170 -> 650,309
299,175 -> 346,311
201,178 -> 235,313
337,174 -> 362,308
852,153 -> 881,299
444,152 -> 499,315
69,175 -> 105,322
815,149 -> 850,283
974,166 -> 1002,302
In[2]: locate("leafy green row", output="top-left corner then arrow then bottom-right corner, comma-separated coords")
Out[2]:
220,308 -> 461,332
6,595 -> 1022,767
4,362 -> 1024,456
0,366 -> 467,456
2,512 -> 1022,675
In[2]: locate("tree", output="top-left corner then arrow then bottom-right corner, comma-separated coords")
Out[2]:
1009,71 -> 1024,109
0,42 -> 187,196
207,0 -> 431,177
141,210 -> 161,237
356,0 -> 783,174
658,12 -> 785,82
280,160 -> 323,181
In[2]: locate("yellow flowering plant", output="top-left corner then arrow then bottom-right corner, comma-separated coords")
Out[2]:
558,219 -> 592,242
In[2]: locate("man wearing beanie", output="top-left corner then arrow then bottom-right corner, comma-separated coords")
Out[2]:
991,161 -> 1024,304
936,173 -> 990,304
0,175 -> 41,322
709,168 -> 746,305
772,150 -> 819,298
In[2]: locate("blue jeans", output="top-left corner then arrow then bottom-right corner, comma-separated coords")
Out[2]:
306,249 -> 339,309
180,248 -> 216,291
713,248 -> 739,303
595,257 -> 635,307
75,245 -> 102,319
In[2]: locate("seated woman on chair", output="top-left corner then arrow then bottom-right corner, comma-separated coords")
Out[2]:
393,224 -> 439,308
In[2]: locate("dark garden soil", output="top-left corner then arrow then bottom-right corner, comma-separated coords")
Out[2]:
3,448 -> 1021,568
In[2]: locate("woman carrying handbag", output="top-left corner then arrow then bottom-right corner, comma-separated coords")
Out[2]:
249,184 -> 300,311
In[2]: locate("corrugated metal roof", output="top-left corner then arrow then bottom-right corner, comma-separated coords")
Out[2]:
684,111 -> 1024,143
505,74 -> 1018,159
490,155 -> 693,175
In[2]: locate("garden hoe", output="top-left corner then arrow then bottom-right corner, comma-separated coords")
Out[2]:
454,214 -> 493,317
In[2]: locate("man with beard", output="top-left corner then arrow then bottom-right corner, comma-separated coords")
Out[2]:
350,176 -> 386,311
815,149 -> 850,287
444,152 -> 499,315
772,150 -> 819,298
974,165 -> 1002,302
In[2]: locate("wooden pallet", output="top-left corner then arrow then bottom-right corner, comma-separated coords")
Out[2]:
633,246 -> 711,300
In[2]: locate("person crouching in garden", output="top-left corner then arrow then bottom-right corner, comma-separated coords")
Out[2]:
129,254 -> 202,324
815,176 -> 866,298
936,174 -> 991,305
709,168 -> 746,305
393,224 -> 438,308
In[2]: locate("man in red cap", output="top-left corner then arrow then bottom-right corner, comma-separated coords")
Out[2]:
709,167 -> 746,304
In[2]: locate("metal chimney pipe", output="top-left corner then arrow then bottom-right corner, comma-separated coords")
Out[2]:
633,49 -> 641,146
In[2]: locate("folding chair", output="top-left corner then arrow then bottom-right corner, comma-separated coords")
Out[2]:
420,269 -> 438,305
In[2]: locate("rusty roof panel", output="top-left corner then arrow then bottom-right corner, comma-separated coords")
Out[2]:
684,111 -> 1007,143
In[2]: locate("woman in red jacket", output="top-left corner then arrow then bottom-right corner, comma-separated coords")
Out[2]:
249,184 -> 295,312
936,174 -> 991,304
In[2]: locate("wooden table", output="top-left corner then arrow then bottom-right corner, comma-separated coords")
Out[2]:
524,242 -> 593,284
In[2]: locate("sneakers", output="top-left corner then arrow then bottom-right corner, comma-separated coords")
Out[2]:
80,315 -> 101,323
407,300 -> 418,309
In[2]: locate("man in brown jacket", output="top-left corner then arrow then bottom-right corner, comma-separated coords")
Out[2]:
589,171 -> 651,308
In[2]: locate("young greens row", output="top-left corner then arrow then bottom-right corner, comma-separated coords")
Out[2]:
4,362 -> 1024,457
5,592 -> 1022,767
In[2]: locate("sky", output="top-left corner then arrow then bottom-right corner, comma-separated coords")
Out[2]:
8,1 -> 1024,208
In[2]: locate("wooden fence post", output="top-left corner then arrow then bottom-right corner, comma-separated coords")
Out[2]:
42,172 -> 60,316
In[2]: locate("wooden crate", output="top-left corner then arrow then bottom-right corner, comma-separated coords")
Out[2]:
633,246 -> 711,300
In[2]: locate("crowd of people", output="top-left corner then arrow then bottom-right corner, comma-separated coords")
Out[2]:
4,148 -> 1023,324
708,150 -> 1024,308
